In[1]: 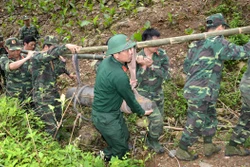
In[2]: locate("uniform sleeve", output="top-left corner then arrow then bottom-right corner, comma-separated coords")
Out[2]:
33,45 -> 69,63
0,57 -> 11,72
54,59 -> 70,77
151,50 -> 170,80
114,72 -> 145,116
136,64 -> 149,83
183,51 -> 192,74
35,27 -> 40,40
19,28 -> 24,40
219,38 -> 250,60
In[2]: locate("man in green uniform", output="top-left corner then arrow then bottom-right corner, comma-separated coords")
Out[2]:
176,13 -> 250,161
136,28 -> 170,153
225,59 -> 250,156
29,36 -> 80,137
92,34 -> 153,161
0,37 -> 32,101
23,36 -> 37,51
19,16 -> 40,42
0,35 -> 8,92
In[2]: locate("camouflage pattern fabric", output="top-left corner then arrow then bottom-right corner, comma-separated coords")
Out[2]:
19,25 -> 40,40
53,58 -> 70,77
0,53 -> 7,92
0,55 -> 32,101
180,35 -> 250,148
183,36 -> 250,102
136,48 -> 170,116
230,59 -> 250,144
29,45 -> 69,136
179,100 -> 217,147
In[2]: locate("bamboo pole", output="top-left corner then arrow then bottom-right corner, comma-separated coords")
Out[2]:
64,54 -> 106,60
22,26 -> 250,59
76,26 -> 250,54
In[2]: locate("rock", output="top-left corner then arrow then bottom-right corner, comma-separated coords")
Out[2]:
168,150 -> 176,158
199,161 -> 213,167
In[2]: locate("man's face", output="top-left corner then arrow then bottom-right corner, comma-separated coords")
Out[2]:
6,49 -> 21,59
24,19 -> 30,26
117,47 -> 135,63
24,41 -> 36,51
147,36 -> 159,53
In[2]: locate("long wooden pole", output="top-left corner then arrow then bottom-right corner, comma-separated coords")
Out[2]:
22,26 -> 250,59
76,26 -> 250,54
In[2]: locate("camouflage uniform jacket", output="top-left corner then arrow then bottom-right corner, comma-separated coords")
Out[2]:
239,59 -> 250,93
0,55 -> 32,100
136,48 -> 170,97
19,25 -> 40,40
29,46 -> 69,102
0,47 -> 7,55
53,58 -> 70,77
183,35 -> 250,102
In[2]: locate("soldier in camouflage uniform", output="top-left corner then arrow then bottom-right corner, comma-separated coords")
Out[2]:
19,16 -> 40,42
0,37 -> 32,101
29,36 -> 81,137
0,35 -> 8,92
136,28 -> 170,153
175,13 -> 250,161
225,59 -> 250,156
23,36 -> 36,51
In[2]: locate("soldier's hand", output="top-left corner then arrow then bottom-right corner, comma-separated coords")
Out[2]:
136,55 -> 153,67
65,44 -> 82,53
26,51 -> 35,59
144,109 -> 153,116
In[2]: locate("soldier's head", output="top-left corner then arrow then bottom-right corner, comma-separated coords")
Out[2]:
23,36 -> 36,51
106,34 -> 136,63
142,28 -> 160,53
42,35 -> 59,51
22,15 -> 30,26
206,13 -> 229,31
5,37 -> 22,58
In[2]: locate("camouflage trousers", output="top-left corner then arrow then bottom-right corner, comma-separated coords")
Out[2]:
138,91 -> 164,140
139,90 -> 165,116
33,90 -> 62,136
0,69 -> 5,93
230,85 -> 250,145
147,104 -> 164,140
179,100 -> 218,147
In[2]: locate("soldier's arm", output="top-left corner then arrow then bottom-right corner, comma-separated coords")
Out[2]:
9,51 -> 33,70
150,51 -> 170,80
220,38 -> 250,60
115,72 -> 145,116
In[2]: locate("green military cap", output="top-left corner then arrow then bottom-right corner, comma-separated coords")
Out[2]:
22,15 -> 29,20
206,13 -> 230,28
43,35 -> 59,46
5,37 -> 22,51
106,34 -> 136,56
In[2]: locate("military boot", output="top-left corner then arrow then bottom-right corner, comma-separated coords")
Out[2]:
204,143 -> 221,157
175,147 -> 198,161
225,144 -> 250,156
146,136 -> 165,154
